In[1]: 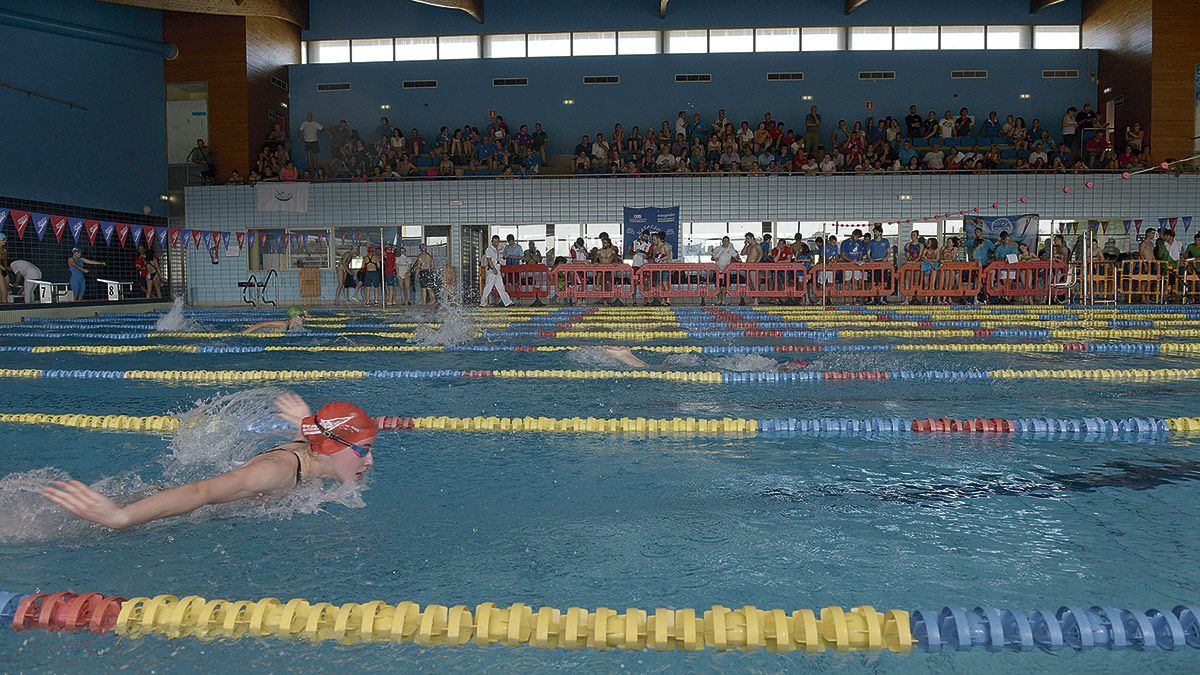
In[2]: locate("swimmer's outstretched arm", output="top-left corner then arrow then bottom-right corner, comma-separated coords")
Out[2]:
43,462 -> 294,529
43,393 -> 314,529
240,320 -> 287,335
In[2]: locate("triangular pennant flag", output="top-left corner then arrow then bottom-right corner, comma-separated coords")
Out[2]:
1101,221 -> 1109,234
142,226 -> 156,246
1123,220 -> 1132,234
1169,217 -> 1178,227
100,221 -> 115,246
1135,219 -> 1143,227
32,213 -> 49,241
201,231 -> 211,249
116,223 -> 129,247
10,210 -> 30,239
1183,216 -> 1193,232
168,227 -> 181,248
156,228 -> 167,248
0,208 -> 8,226
188,229 -> 201,248
51,215 -> 67,242
273,232 -> 283,248
300,232 -> 309,247
221,231 -> 232,249
131,224 -> 143,247
69,218 -> 85,243
1160,218 -> 1169,228
86,220 -> 100,245
257,232 -> 267,248
235,232 -> 246,250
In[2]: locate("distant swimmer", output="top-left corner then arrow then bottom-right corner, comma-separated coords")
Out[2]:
777,360 -> 811,372
241,306 -> 308,334
42,393 -> 375,529
602,346 -> 648,368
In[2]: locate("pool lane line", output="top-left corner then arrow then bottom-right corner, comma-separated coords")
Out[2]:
3,342 -> 1199,356
5,590 -> 1200,654
3,411 -> 1199,436
3,366 -> 1200,384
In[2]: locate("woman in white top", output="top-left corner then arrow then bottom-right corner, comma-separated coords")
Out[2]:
630,230 -> 652,268
711,236 -> 741,305
395,246 -> 413,304
569,238 -> 590,263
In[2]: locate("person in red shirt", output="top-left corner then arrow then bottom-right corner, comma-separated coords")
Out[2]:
383,244 -> 398,305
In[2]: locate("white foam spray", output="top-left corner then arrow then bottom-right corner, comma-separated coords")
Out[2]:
411,304 -> 478,346
154,296 -> 204,332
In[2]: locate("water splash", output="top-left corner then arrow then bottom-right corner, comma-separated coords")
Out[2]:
662,353 -> 703,368
0,468 -> 154,544
567,347 -> 621,368
164,387 -> 290,480
707,353 -> 781,372
154,296 -> 204,332
411,304 -> 477,346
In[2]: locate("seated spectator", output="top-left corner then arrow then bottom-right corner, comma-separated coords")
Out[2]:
406,129 -> 425,156
979,111 -> 1001,140
923,142 -> 945,170
1001,114 -> 1015,138
954,107 -> 974,137
279,161 -> 298,181
592,133 -> 611,169
818,153 -> 837,173
655,148 -> 676,171
227,169 -> 244,185
1010,117 -> 1029,150
529,122 -> 548,161
922,110 -> 938,142
437,155 -> 457,176
1028,144 -> 1049,170
388,128 -> 406,152
897,139 -> 918,166
1126,122 -> 1145,152
574,149 -> 592,173
574,134 -> 591,158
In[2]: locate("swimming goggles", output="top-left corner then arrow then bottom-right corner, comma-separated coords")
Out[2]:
314,418 -> 372,457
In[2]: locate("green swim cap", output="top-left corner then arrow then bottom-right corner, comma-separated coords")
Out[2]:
287,306 -> 305,318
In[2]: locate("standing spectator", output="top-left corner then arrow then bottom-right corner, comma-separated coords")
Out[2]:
374,116 -> 393,146
1139,228 -> 1159,260
395,246 -> 413,305
570,237 -> 589,263
383,244 -> 398,305
297,113 -> 325,169
416,244 -> 438,305
904,105 -> 923,139
674,111 -> 688,138
922,110 -> 938,142
134,244 -> 148,296
502,235 -> 523,266
336,246 -> 360,304
1156,229 -> 1182,267
1126,122 -> 1145,152
868,225 -> 891,262
954,108 -> 974,138
522,241 -> 543,265
979,112 -> 1002,140
711,236 -> 740,306
66,248 -> 105,301
480,235 -> 514,307
1061,107 -> 1079,150
0,234 -> 8,304
1183,232 -> 1200,276
938,111 -> 955,140
531,123 -> 549,162
145,248 -> 162,299
1075,103 -> 1099,149
905,230 -> 924,262
187,139 -> 215,184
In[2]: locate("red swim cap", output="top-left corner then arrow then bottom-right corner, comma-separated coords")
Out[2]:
300,402 -> 376,455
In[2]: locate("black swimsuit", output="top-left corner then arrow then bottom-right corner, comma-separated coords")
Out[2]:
259,448 -> 303,485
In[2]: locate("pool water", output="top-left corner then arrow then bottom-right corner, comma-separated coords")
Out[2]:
1,306 -> 1199,672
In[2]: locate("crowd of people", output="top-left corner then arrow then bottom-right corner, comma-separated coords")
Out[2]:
332,242 -> 450,306
217,100 -> 1192,184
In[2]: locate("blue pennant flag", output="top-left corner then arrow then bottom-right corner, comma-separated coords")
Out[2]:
31,212 -> 49,241
69,218 -> 85,242
157,228 -> 167,248
0,208 -> 8,226
1160,218 -> 1169,228
100,221 -> 115,246
1183,216 -> 1194,232
221,231 -> 232,248
131,225 -> 143,247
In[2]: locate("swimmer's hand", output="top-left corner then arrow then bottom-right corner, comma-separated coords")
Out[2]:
274,391 -> 311,428
43,480 -> 132,529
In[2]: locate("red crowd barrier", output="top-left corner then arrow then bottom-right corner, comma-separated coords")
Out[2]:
897,262 -> 982,302
549,263 -> 635,301
12,592 -> 125,633
810,262 -> 895,301
724,263 -> 810,300
983,261 -> 1069,301
636,263 -> 721,299
499,264 -> 550,304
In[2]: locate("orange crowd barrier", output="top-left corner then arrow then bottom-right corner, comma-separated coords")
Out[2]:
1180,266 -> 1200,303
983,261 -> 1069,301
1118,260 -> 1168,304
549,263 -> 635,302
1082,261 -> 1118,302
724,263 -> 810,300
897,262 -> 981,302
811,262 -> 895,301
637,263 -> 721,300
499,264 -> 550,304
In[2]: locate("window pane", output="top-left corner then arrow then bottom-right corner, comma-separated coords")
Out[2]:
308,40 -> 350,64
438,35 -> 480,60
527,32 -> 571,57
755,27 -> 799,52
572,31 -> 617,56
665,29 -> 707,54
1034,25 -> 1080,49
351,38 -> 393,62
940,26 -> 984,50
801,27 -> 843,51
484,34 -> 526,58
301,41 -> 308,64
395,36 -> 438,61
987,25 -> 1028,49
618,30 -> 659,55
848,26 -> 892,51
893,26 -> 938,50
288,229 -> 332,270
709,28 -> 753,53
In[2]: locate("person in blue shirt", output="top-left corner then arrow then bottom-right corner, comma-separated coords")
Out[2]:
867,226 -> 891,262
472,137 -> 498,171
897,140 -> 918,166
502,235 -> 524,266
969,227 -> 994,267
992,231 -> 1019,262
689,113 -> 708,142
979,111 -> 1002,140
838,229 -> 866,262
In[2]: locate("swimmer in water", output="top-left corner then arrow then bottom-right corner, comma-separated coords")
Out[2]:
241,306 -> 308,334
777,360 -> 811,372
42,392 -> 375,529
602,346 -> 648,368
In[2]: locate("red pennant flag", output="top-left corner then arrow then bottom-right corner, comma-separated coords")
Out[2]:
142,225 -> 155,243
50,215 -> 67,242
1135,219 -> 1143,227
257,232 -> 268,247
1169,217 -> 1178,227
10,210 -> 30,239
169,227 -> 181,248
191,230 -> 202,248
235,232 -> 245,250
85,220 -> 100,245
115,223 -> 129,247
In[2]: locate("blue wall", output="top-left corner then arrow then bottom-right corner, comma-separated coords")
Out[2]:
0,0 -> 166,215
305,0 -> 1082,40
288,49 -> 1097,156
